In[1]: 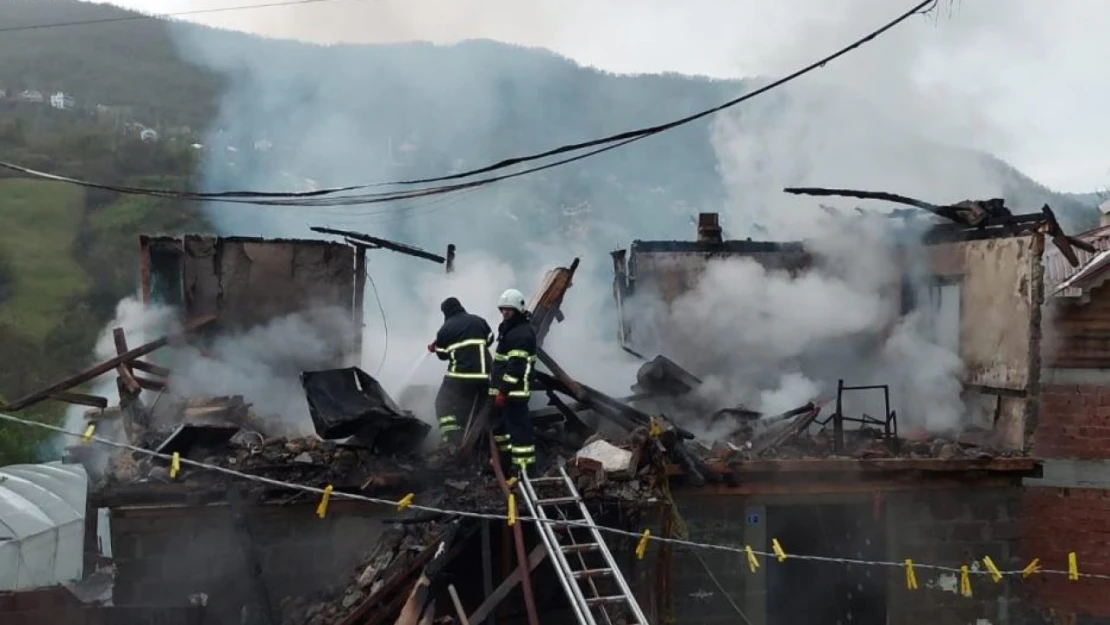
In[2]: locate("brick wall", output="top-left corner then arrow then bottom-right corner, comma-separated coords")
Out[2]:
659,487 -> 1025,625
109,500 -> 388,625
1024,377 -> 1110,624
1036,384 -> 1110,459
1022,487 -> 1110,620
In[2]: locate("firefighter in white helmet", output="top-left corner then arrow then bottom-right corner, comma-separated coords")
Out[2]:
488,288 -> 537,474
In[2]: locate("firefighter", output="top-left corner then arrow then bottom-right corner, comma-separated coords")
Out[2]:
489,288 -> 537,474
428,297 -> 494,446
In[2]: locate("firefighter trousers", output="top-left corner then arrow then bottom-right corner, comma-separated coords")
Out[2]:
491,396 -> 534,472
434,377 -> 487,443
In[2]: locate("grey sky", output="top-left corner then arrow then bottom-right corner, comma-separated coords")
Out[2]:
93,0 -> 1110,192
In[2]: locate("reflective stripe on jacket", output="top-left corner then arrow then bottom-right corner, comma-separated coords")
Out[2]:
491,312 -> 537,398
434,303 -> 494,380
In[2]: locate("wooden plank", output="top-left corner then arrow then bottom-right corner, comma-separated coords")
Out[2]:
139,235 -> 152,305
466,545 -> 547,625
135,376 -> 166,392
678,476 -> 1019,497
131,360 -> 171,377
2,315 -> 217,411
447,585 -> 470,625
50,391 -> 108,409
113,327 -> 141,395
715,457 -> 1040,474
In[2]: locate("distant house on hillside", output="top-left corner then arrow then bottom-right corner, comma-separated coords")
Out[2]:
49,91 -> 75,110
17,90 -> 44,103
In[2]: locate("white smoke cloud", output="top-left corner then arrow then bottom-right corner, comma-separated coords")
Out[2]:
163,306 -> 354,434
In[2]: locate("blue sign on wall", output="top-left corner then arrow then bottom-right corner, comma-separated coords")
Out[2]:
746,513 -> 760,526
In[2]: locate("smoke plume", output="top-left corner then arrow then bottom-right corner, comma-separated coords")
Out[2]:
135,1 -> 1081,439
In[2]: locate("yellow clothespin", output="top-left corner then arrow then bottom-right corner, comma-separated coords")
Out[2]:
745,546 -> 760,573
170,452 -> 181,480
507,494 -> 517,526
771,538 -> 787,562
1068,552 -> 1079,581
1021,558 -> 1042,578
635,530 -> 650,560
982,556 -> 1002,583
316,485 -> 333,519
507,477 -> 518,488
960,565 -> 972,597
905,559 -> 918,590
82,423 -> 95,443
397,493 -> 414,512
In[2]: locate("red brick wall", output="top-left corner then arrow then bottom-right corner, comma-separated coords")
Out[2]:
1022,487 -> 1110,619
1035,384 -> 1110,459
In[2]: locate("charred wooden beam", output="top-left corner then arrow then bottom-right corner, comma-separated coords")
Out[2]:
130,359 -> 171,378
467,545 -> 547,624
2,315 -> 217,412
113,328 -> 142,396
135,376 -> 166,392
49,391 -> 109,409
487,436 -> 540,625
394,521 -> 465,625
784,187 -> 968,223
340,531 -> 447,625
312,226 -> 445,264
528,258 -> 580,347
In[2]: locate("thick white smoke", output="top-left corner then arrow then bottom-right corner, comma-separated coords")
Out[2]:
102,0 -> 1087,441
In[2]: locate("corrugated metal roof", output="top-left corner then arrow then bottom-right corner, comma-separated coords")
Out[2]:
1043,224 -> 1110,299
0,461 -> 88,590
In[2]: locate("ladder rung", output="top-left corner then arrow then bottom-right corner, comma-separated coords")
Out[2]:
561,543 -> 600,553
571,568 -> 613,579
529,476 -> 563,483
585,595 -> 627,606
536,496 -> 579,506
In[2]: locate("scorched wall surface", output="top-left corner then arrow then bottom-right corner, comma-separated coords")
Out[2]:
108,501 -> 389,625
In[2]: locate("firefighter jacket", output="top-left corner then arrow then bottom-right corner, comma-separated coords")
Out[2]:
491,312 -> 537,399
433,298 -> 494,381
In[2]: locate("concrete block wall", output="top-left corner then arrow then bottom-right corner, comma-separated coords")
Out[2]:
884,488 -> 1021,625
109,501 -> 388,625
0,587 -> 203,625
663,487 -> 1025,625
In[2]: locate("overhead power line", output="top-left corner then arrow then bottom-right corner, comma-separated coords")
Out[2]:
0,0 -> 360,35
1,0 -> 938,207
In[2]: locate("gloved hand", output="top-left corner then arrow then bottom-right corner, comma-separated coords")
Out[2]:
493,392 -> 507,409
426,342 -> 436,353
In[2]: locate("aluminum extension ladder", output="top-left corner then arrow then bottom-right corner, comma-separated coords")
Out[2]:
518,465 -> 650,625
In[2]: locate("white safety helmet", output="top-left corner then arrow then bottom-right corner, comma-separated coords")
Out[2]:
497,288 -> 527,313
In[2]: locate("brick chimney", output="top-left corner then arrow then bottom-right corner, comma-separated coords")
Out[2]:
697,212 -> 722,243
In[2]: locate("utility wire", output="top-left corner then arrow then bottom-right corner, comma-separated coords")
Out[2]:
0,408 -> 1100,585
0,0 -> 939,206
0,0 -> 361,35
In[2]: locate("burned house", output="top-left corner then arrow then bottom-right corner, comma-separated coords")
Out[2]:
1,199 -> 1100,625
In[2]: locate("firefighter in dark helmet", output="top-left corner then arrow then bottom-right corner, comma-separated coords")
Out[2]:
428,297 -> 494,446
489,288 -> 537,474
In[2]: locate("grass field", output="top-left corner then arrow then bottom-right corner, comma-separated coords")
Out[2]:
0,178 -> 90,341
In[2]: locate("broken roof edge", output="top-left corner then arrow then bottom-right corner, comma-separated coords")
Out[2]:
140,233 -> 353,247
624,213 -> 1047,256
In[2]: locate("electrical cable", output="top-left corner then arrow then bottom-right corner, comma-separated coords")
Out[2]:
0,0 -> 363,35
365,270 -> 389,376
0,408 -> 1101,584
0,0 -> 938,206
